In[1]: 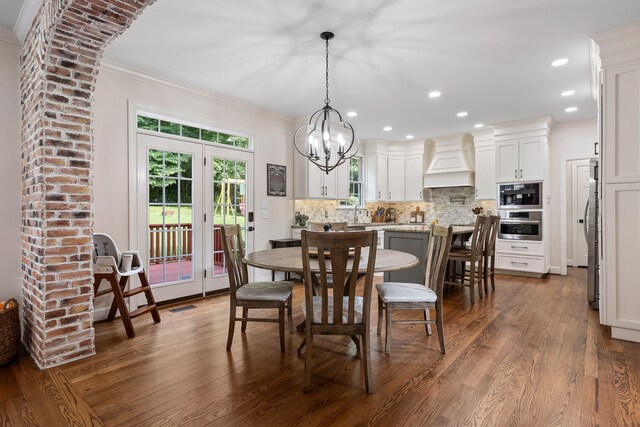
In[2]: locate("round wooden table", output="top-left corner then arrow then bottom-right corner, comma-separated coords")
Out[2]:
244,247 -> 419,274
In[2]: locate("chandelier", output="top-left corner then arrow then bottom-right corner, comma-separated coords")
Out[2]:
294,31 -> 359,174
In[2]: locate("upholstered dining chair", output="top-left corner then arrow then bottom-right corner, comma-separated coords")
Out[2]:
483,215 -> 501,293
221,225 -> 294,353
445,215 -> 491,304
376,224 -> 453,355
308,222 -> 348,232
298,229 -> 378,393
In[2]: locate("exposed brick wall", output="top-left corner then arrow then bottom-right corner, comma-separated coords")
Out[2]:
20,0 -> 155,369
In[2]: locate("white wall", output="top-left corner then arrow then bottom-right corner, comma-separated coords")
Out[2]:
548,118 -> 598,272
0,38 -> 23,301
92,63 -> 295,293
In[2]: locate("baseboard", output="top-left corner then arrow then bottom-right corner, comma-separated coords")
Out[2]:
611,327 -> 640,343
93,306 -> 111,322
495,269 -> 545,278
549,266 -> 563,275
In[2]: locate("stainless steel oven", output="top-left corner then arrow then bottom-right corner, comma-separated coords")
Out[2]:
498,210 -> 542,241
498,182 -> 543,210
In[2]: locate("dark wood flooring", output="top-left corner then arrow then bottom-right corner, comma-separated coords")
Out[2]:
1,268 -> 639,426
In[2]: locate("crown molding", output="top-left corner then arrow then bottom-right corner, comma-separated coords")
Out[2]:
593,21 -> 640,68
100,60 -> 293,123
14,0 -> 43,44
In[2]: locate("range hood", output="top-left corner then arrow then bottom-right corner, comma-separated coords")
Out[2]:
423,133 -> 475,188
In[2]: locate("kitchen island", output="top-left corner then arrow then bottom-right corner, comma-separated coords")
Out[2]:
383,225 -> 474,284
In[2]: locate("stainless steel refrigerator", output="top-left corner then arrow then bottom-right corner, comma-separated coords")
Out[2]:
584,158 -> 599,309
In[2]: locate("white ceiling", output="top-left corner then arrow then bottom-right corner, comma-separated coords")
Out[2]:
5,0 -> 640,140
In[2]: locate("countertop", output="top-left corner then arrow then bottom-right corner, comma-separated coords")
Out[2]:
383,225 -> 476,234
291,222 -> 422,229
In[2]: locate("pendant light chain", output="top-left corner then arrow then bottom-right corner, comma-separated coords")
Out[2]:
325,37 -> 330,105
293,31 -> 359,174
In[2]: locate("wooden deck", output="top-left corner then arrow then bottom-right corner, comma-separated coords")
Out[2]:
1,268 -> 639,425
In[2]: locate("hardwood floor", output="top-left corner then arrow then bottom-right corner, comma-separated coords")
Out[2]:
2,268 -> 639,426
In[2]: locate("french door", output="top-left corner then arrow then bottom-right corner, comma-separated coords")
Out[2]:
135,132 -> 253,302
204,145 -> 254,292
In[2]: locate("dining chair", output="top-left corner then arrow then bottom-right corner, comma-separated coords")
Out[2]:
298,229 -> 378,393
445,215 -> 491,304
308,222 -> 348,231
376,224 -> 453,355
483,215 -> 500,293
221,225 -> 294,353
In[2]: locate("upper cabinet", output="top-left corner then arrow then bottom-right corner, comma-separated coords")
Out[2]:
494,117 -> 551,184
495,137 -> 545,182
365,140 -> 424,203
471,129 -> 496,200
294,139 -> 350,200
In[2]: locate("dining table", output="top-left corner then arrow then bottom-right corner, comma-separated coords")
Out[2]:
244,246 -> 419,332
244,247 -> 419,277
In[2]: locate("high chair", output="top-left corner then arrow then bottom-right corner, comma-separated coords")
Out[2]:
92,233 -> 161,337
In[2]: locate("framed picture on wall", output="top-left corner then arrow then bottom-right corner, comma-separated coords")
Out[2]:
267,163 -> 286,196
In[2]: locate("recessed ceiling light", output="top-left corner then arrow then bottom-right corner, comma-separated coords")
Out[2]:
428,91 -> 442,98
346,111 -> 358,117
383,126 -> 392,131
565,106 -> 578,113
406,135 -> 414,139
457,111 -> 468,118
474,123 -> 484,128
561,90 -> 575,97
551,58 -> 569,67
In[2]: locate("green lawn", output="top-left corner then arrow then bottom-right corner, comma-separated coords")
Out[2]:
148,205 -> 245,226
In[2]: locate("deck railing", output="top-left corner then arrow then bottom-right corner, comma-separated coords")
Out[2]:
148,223 -> 224,265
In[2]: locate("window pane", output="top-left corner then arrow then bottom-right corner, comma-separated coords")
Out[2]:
219,133 -> 234,146
164,152 -> 179,177
163,204 -> 179,225
182,125 -> 200,139
138,115 -> 158,131
149,179 -> 163,203
180,180 -> 192,204
179,153 -> 192,178
236,161 -> 246,180
160,121 -> 181,135
201,129 -> 216,142
148,149 -> 164,177
165,179 -> 178,203
236,137 -> 249,148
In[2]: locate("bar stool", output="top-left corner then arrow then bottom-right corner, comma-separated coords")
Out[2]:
445,215 -> 491,304
483,215 -> 501,293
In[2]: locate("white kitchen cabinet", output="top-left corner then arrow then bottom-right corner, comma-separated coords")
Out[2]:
495,138 -> 545,183
387,156 -> 405,201
472,129 -> 496,200
365,140 -> 424,202
294,142 -> 348,200
405,155 -> 424,201
595,23 -> 640,343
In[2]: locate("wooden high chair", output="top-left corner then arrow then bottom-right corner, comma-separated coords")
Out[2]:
92,233 -> 161,337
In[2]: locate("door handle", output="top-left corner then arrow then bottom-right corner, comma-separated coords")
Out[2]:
248,226 -> 255,232
583,199 -> 589,241
519,169 -> 523,179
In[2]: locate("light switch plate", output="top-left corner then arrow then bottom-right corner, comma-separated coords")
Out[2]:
261,200 -> 268,209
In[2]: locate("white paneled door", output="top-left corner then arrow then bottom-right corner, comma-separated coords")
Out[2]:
572,159 -> 591,267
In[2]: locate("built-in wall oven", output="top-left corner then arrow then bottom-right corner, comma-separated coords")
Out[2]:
498,182 -> 542,210
498,210 -> 542,241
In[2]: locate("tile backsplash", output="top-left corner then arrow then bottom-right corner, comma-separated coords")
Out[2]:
294,187 -> 496,225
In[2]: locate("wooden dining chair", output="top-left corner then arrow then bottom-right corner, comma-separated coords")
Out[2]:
308,222 -> 348,232
483,215 -> 500,293
298,229 -> 378,393
376,224 -> 453,355
445,215 -> 491,304
221,225 -> 294,353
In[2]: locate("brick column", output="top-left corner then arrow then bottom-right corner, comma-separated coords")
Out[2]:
20,0 -> 155,369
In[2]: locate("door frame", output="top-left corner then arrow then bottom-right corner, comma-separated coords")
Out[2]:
127,101 -> 255,306
560,155 -> 596,276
